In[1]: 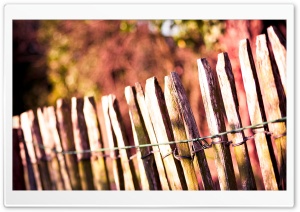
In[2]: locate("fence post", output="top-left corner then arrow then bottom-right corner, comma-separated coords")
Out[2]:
169,72 -> 214,190
164,76 -> 199,190
71,97 -> 95,190
197,58 -> 237,190
108,94 -> 140,190
101,96 -> 125,190
135,82 -> 170,190
125,86 -> 162,190
20,112 -> 43,190
37,107 -> 65,190
56,98 -> 82,190
145,77 -> 188,190
256,35 -> 287,189
267,26 -> 286,94
216,52 -> 257,190
239,39 -> 279,190
83,96 -> 111,190
46,106 -> 72,190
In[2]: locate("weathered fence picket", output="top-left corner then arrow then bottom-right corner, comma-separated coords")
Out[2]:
239,39 -> 279,190
83,96 -> 111,190
145,77 -> 188,190
169,72 -> 214,190
164,76 -> 199,190
13,128 -> 26,190
56,98 -> 82,190
256,35 -> 287,189
108,94 -> 140,190
46,106 -> 72,190
125,86 -> 162,190
197,58 -> 237,190
267,26 -> 286,94
101,96 -> 125,190
216,52 -> 257,190
37,107 -> 65,190
134,82 -> 170,190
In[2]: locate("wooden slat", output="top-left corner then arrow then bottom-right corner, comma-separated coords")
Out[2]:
256,34 -> 287,189
37,107 -> 65,190
13,116 -> 34,190
83,96 -> 111,190
267,26 -> 286,94
108,94 -> 140,190
164,76 -> 199,190
71,97 -> 95,190
102,96 -> 125,190
216,52 -> 257,190
125,86 -> 162,190
135,82 -> 170,190
197,58 -> 237,190
56,98 -> 82,190
145,77 -> 187,190
20,112 -> 42,190
46,106 -> 72,190
239,39 -> 279,190
13,129 -> 26,190
27,110 -> 52,190
169,72 -> 214,190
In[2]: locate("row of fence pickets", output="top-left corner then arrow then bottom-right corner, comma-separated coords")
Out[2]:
12,26 -> 287,191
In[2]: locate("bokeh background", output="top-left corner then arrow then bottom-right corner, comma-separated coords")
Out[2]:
13,20 -> 286,189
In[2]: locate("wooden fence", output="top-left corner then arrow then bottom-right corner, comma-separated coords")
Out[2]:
12,26 -> 287,191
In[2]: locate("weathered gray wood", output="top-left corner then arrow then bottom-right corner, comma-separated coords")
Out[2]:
56,98 -> 82,190
256,34 -> 287,189
71,97 -> 95,190
101,96 -> 125,190
134,82 -> 170,190
164,76 -> 199,190
145,77 -> 187,190
267,26 -> 286,94
216,52 -> 257,190
46,106 -> 72,190
108,94 -> 140,190
83,96 -> 111,190
20,112 -> 43,190
125,86 -> 162,190
169,72 -> 214,190
37,107 -> 64,190
239,39 -> 279,190
197,58 -> 237,190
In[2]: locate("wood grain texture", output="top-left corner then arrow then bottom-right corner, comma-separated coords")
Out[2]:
56,98 -> 82,190
20,111 -> 43,190
267,26 -> 286,94
239,39 -> 279,190
13,129 -> 26,190
164,76 -> 199,190
37,107 -> 64,190
101,96 -> 125,190
135,82 -> 170,190
46,106 -> 72,190
216,52 -> 257,190
83,96 -> 111,190
256,35 -> 287,189
108,94 -> 140,190
170,72 -> 214,190
145,77 -> 187,190
71,97 -> 95,190
125,86 -> 162,190
197,58 -> 237,190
